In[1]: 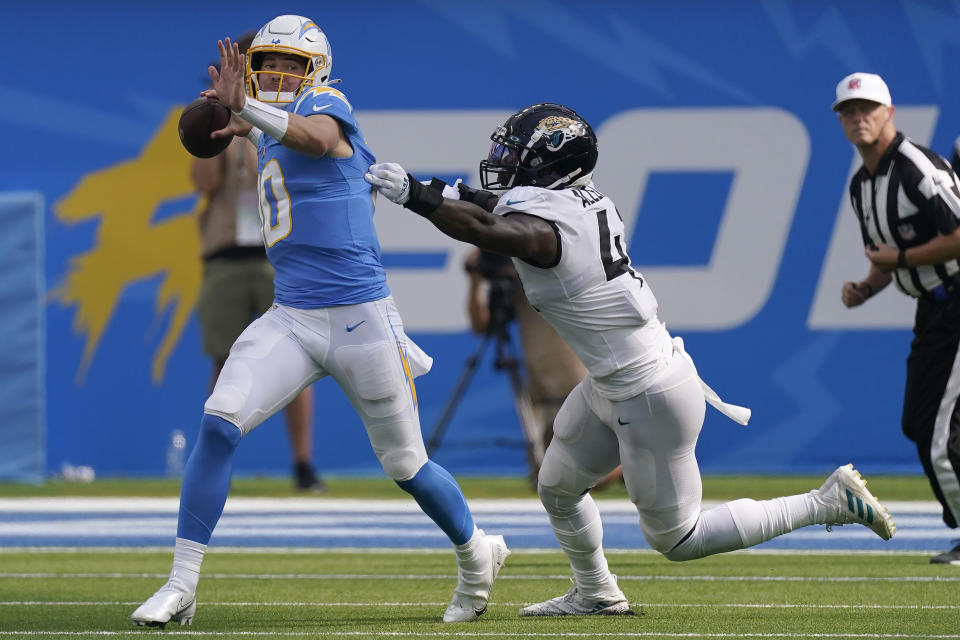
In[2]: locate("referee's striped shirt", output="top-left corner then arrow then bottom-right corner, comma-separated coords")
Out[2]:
851,131 -> 960,298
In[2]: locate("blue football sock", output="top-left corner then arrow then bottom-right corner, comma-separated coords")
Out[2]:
176,414 -> 242,544
396,460 -> 475,545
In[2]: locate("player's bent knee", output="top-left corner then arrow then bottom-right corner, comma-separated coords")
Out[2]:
663,547 -> 691,561
634,506 -> 694,557
537,481 -> 582,515
661,527 -> 699,561
379,447 -> 425,481
537,449 -> 585,502
649,530 -> 689,558
199,413 -> 243,448
204,367 -> 252,427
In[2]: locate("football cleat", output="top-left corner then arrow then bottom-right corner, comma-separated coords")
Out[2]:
443,532 -> 510,623
131,582 -> 196,628
519,583 -> 633,617
930,541 -> 960,565
814,464 -> 896,540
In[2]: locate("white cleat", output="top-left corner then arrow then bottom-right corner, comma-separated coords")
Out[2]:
519,583 -> 633,617
443,532 -> 511,622
814,463 -> 896,541
131,583 -> 196,628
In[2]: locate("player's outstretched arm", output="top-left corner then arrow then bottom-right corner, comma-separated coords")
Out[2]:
224,95 -> 346,157
277,113 -> 346,157
365,163 -> 557,265
209,36 -> 345,157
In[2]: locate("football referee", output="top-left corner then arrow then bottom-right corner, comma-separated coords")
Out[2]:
835,72 -> 960,564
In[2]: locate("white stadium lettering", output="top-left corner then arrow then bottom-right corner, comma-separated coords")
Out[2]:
599,108 -> 808,330
361,107 -> 939,333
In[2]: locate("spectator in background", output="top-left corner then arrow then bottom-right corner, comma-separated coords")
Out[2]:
192,31 -> 323,492
463,249 -> 623,490
834,72 -> 960,564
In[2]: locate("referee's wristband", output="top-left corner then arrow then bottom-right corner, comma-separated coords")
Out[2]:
897,249 -> 908,269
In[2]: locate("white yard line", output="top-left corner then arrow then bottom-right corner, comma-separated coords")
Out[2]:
0,600 -> 957,610
0,631 -> 958,638
1,572 -> 957,582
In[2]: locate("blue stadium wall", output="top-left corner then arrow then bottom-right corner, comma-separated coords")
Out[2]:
5,1 -> 959,478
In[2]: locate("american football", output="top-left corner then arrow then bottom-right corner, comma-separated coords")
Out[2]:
178,97 -> 232,158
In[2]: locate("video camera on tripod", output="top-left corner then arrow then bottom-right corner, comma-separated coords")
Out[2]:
465,251 -> 518,330
425,250 -> 545,474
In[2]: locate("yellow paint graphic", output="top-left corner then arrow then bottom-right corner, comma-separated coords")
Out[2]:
52,107 -> 202,384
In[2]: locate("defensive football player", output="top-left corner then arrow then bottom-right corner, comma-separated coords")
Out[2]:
366,103 -> 896,616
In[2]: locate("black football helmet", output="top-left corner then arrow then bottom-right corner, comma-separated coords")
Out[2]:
480,103 -> 599,191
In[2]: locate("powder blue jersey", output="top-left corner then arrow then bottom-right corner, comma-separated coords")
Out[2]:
256,85 -> 389,308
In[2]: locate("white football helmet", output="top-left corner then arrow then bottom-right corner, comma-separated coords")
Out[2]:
245,15 -> 332,104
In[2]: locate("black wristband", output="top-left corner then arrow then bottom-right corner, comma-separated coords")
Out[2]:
457,183 -> 498,211
860,282 -> 874,298
403,175 -> 445,218
897,249 -> 908,269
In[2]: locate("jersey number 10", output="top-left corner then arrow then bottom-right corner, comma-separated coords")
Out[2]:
258,159 -> 292,247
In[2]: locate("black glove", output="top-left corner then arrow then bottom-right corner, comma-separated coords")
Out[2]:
404,176 -> 447,218
457,183 -> 499,211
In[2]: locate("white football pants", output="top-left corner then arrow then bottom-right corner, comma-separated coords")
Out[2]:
539,349 -> 823,577
203,297 -> 432,481
539,349 -> 707,552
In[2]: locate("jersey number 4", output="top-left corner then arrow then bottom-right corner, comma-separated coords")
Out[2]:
259,159 -> 292,247
597,209 -> 640,282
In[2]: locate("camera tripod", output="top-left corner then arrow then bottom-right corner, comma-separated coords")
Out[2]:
424,317 -> 545,474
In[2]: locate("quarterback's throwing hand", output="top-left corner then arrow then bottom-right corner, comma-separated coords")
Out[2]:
365,163 -> 411,205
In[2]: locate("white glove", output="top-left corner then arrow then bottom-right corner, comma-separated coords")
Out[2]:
364,162 -> 411,205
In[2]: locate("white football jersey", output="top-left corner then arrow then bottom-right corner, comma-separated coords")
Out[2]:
493,183 -> 673,400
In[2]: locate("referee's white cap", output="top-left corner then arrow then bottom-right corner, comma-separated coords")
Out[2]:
832,72 -> 892,111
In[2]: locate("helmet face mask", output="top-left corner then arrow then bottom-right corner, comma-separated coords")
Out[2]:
481,135 -> 523,189
250,53 -> 309,102
246,15 -> 332,104
479,103 -> 598,191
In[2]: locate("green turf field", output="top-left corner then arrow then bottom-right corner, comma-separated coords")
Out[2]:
0,548 -> 955,638
0,472 -> 937,501
0,474 -> 951,638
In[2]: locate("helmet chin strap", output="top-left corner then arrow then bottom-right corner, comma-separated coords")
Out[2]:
257,90 -> 298,104
543,167 -> 587,190
568,171 -> 593,188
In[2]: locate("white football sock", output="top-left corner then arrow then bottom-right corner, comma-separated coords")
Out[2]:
665,494 -> 821,560
453,527 -> 487,567
169,537 -> 206,594
543,493 -> 615,596
725,494 -> 819,547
